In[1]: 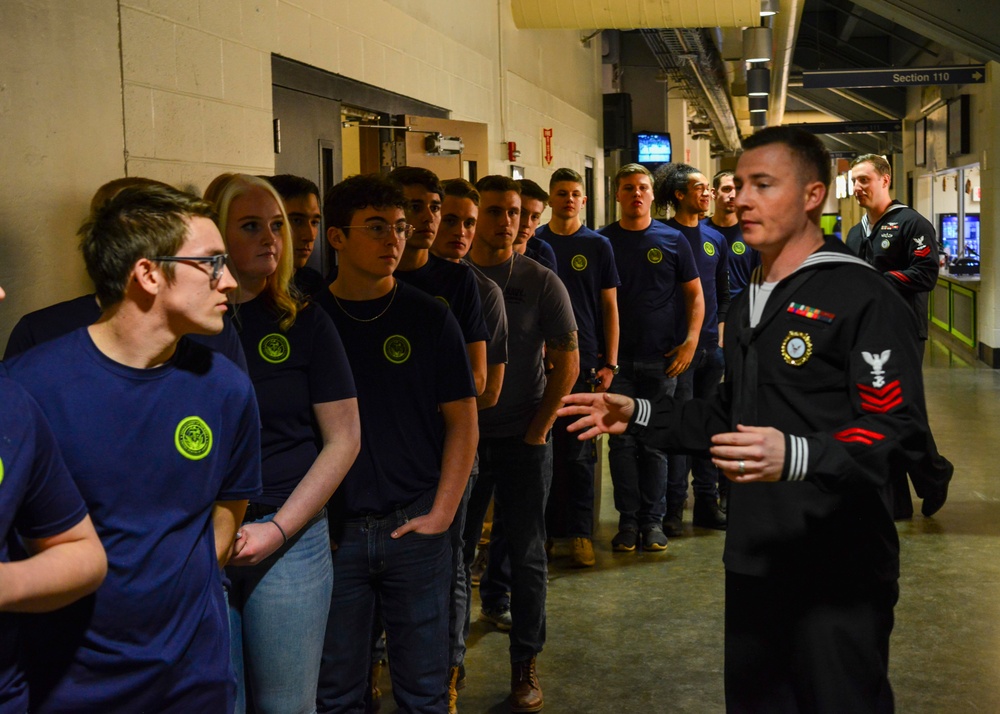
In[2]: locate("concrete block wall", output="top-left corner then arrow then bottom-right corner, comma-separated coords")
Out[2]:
0,0 -> 605,346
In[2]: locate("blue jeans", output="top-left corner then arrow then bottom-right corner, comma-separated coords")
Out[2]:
228,509 -> 333,714
317,491 -> 451,714
549,375 -> 599,537
608,360 -> 677,528
669,346 -> 726,506
476,435 -> 552,663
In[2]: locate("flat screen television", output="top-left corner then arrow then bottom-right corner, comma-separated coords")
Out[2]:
938,213 -> 980,258
635,132 -> 672,165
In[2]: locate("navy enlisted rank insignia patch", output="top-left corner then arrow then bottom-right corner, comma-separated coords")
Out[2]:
175,416 -> 213,460
787,302 -> 835,324
647,248 -> 663,264
781,331 -> 812,366
259,333 -> 291,364
384,335 -> 412,364
571,255 -> 588,271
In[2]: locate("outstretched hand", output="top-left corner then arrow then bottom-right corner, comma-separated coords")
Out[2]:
556,392 -> 636,440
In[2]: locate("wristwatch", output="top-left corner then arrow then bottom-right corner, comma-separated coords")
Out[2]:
604,363 -> 620,375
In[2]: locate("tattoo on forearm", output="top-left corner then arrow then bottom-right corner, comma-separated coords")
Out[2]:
546,331 -> 578,352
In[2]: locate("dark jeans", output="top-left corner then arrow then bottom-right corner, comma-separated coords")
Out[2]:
669,346 -> 726,504
725,570 -> 897,713
474,435 -> 552,663
608,359 -> 677,528
548,376 -> 599,538
317,491 -> 451,714
448,475 -> 474,667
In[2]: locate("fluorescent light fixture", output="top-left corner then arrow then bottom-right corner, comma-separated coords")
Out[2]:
743,26 -> 772,63
749,96 -> 768,113
760,0 -> 779,16
750,110 -> 767,127
747,67 -> 770,97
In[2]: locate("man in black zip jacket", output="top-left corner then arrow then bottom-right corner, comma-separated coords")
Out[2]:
558,127 -> 929,713
846,153 -> 952,519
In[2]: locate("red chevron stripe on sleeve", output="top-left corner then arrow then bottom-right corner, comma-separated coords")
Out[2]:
888,270 -> 911,283
914,246 -> 931,257
835,427 -> 886,445
857,380 -> 903,413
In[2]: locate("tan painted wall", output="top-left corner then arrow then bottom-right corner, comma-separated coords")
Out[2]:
0,0 -> 125,346
0,0 -> 606,349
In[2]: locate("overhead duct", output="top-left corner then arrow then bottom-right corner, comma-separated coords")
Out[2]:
511,0 -> 760,30
641,28 -> 743,154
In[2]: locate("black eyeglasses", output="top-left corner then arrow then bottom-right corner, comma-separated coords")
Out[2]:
153,254 -> 229,282
343,222 -> 415,242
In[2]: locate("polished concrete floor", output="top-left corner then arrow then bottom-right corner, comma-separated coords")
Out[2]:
387,337 -> 1000,713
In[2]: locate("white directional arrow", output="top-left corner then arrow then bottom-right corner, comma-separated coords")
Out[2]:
973,71 -> 983,81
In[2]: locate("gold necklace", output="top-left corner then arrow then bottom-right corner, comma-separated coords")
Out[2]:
332,280 -> 398,322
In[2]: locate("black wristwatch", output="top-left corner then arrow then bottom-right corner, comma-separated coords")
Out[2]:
604,363 -> 620,375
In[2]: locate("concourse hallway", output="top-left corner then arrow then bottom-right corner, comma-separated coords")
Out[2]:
385,338 -> 1000,713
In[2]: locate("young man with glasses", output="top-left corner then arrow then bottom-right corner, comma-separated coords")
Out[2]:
655,163 -> 731,533
315,174 -> 478,714
4,177 -> 248,370
5,184 -> 263,713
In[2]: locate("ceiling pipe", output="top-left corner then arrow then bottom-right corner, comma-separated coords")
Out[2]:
768,0 -> 806,127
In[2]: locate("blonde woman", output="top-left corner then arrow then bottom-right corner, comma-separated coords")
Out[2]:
207,174 -> 359,714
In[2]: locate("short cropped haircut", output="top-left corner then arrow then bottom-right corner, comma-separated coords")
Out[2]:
387,166 -> 443,199
712,170 -> 735,190
851,153 -> 892,177
743,126 -> 831,188
80,184 -> 215,309
323,174 -> 407,229
442,178 -> 480,206
549,168 -> 583,189
89,177 -> 174,215
614,163 -> 653,190
653,162 -> 700,210
517,179 -> 549,203
268,174 -> 320,202
476,175 -> 521,195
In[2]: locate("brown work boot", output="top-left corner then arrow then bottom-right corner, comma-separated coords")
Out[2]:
369,659 -> 385,712
448,665 -> 460,714
509,657 -> 543,712
570,537 -> 596,567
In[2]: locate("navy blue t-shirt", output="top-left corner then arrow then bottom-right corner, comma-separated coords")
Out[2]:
0,376 -> 89,714
666,219 -> 731,349
396,253 -> 490,345
524,236 -> 557,272
3,293 -> 249,371
536,224 -> 620,370
704,219 -> 760,298
316,281 -> 476,515
233,296 -> 356,505
600,221 -> 699,361
292,266 -> 326,300
6,329 -> 262,714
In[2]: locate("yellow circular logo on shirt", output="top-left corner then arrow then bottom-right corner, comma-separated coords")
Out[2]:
732,241 -> 747,255
384,335 -> 412,364
175,416 -> 213,461
703,241 -> 716,257
647,248 -> 663,264
0,456 -> 4,487
571,255 -> 588,271
436,295 -> 450,307
258,333 -> 291,364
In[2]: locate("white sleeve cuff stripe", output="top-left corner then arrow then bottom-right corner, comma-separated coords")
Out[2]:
787,435 -> 808,481
634,398 -> 651,427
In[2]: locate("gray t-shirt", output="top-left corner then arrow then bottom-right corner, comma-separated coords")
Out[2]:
465,260 -> 509,366
471,253 -> 577,438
